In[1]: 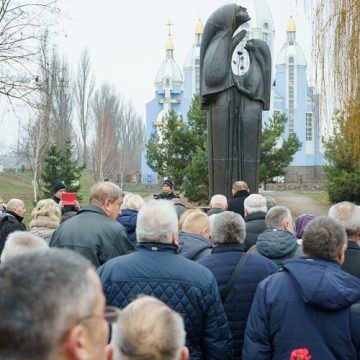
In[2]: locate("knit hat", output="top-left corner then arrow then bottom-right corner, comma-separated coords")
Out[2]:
163,178 -> 173,189
295,214 -> 315,239
53,181 -> 65,193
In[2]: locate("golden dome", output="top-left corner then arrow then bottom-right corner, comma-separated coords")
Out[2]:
166,35 -> 174,50
286,17 -> 296,32
195,19 -> 204,35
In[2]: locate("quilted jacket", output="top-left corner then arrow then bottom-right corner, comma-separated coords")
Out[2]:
97,242 -> 233,360
243,258 -> 360,359
178,231 -> 212,261
117,209 -> 138,247
198,243 -> 277,359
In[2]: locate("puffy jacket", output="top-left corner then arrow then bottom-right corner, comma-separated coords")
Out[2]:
117,209 -> 138,246
178,231 -> 212,261
198,243 -> 277,359
244,212 -> 267,250
228,190 -> 249,218
0,211 -> 26,255
30,215 -> 59,242
97,242 -> 233,360
343,240 -> 360,278
50,205 -> 134,268
243,258 -> 360,359
254,229 -> 303,268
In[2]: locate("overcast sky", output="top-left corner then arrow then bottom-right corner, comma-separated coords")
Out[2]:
0,0 -> 314,147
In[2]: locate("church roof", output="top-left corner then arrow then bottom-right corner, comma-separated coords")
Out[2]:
184,43 -> 200,69
155,57 -> 184,85
287,17 -> 296,32
276,42 -> 307,67
195,19 -> 204,34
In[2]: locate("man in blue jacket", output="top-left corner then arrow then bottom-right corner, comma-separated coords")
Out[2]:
198,211 -> 277,359
97,200 -> 232,360
243,216 -> 360,360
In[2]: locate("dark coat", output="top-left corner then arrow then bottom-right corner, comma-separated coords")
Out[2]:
207,208 -> 224,217
117,209 -> 138,247
97,242 -> 233,360
52,195 -> 78,215
174,203 -> 187,219
178,231 -> 212,261
254,229 -> 303,269
243,258 -> 360,360
244,212 -> 267,250
342,240 -> 360,278
49,205 -> 134,268
0,211 -> 26,255
153,192 -> 180,200
198,244 -> 277,359
228,190 -> 249,218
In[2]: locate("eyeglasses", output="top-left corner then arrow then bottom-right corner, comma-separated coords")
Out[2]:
79,306 -> 120,325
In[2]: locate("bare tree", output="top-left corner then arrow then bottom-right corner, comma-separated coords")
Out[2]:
52,53 -> 73,150
0,0 -> 60,105
75,48 -> 95,167
91,83 -> 119,181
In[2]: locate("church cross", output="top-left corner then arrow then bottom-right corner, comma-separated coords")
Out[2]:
165,19 -> 174,36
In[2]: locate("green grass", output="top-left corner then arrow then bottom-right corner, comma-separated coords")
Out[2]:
292,190 -> 330,204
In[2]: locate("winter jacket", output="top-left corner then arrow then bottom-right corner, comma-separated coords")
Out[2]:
228,190 -> 249,218
243,258 -> 360,360
207,208 -> 224,217
178,231 -> 212,261
198,243 -> 277,359
97,242 -> 233,360
343,240 -> 360,278
30,215 -> 60,242
153,191 -> 180,200
0,211 -> 26,255
50,205 -> 134,268
254,229 -> 303,268
244,212 -> 267,250
117,209 -> 138,247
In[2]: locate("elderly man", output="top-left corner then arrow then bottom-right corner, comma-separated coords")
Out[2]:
254,206 -> 303,268
0,249 -> 114,360
178,211 -> 212,261
207,194 -> 228,217
0,198 -> 26,255
50,181 -> 134,267
227,181 -> 250,217
329,201 -> 360,277
98,200 -> 232,360
243,216 -> 360,359
243,194 -> 268,250
1,231 -> 48,262
112,296 -> 189,360
198,212 -> 277,359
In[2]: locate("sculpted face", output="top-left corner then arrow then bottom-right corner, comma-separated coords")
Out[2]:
235,6 -> 251,27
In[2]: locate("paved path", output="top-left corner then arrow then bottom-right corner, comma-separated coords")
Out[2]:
261,191 -> 330,218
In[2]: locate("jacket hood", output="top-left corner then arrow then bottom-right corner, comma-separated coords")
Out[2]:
179,231 -> 211,259
283,258 -> 360,310
118,209 -> 137,232
257,229 -> 297,258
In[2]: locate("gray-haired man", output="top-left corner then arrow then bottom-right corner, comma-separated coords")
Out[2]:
0,249 -> 115,360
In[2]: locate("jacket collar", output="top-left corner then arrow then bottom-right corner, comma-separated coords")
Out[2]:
244,212 -> 266,222
233,190 -> 249,199
78,204 -> 107,216
212,243 -> 246,253
136,242 -> 178,253
5,210 -> 23,223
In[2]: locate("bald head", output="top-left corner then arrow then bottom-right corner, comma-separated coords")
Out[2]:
7,199 -> 26,218
182,212 -> 210,239
232,181 -> 249,194
328,202 -> 360,238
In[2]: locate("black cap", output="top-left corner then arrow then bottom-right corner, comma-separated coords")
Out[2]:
53,181 -> 65,193
163,178 -> 173,189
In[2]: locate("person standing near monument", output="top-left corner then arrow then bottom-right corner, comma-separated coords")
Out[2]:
228,181 -> 250,217
154,178 -> 180,200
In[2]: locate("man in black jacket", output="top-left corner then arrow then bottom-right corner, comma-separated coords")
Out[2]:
154,178 -> 180,200
50,181 -> 134,268
329,201 -> 360,278
0,199 -> 26,256
228,181 -> 249,217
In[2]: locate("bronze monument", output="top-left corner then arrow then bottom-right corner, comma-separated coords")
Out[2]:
200,4 -> 271,198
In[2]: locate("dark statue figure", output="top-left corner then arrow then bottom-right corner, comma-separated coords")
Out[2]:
200,4 -> 271,198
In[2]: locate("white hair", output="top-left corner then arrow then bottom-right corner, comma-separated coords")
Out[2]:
123,194 -> 145,211
244,194 -> 267,214
210,194 -> 228,210
136,200 -> 178,244
1,231 -> 48,263
328,201 -> 360,236
212,211 -> 246,244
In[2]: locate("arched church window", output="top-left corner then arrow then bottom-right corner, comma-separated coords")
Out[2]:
165,78 -> 170,87
262,22 -> 270,42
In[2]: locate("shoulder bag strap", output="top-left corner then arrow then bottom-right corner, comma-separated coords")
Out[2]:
220,253 -> 249,303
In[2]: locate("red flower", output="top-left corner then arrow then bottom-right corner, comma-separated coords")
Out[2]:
290,348 -> 312,360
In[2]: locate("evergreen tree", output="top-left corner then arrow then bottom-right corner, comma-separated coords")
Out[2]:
41,140 -> 84,199
41,143 -> 62,197
260,113 -> 302,189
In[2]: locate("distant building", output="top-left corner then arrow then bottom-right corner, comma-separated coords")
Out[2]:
272,18 -> 324,183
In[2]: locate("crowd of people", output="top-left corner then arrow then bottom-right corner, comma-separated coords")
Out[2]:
0,178 -> 359,359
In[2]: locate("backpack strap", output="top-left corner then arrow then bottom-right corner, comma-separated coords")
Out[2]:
220,253 -> 249,303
